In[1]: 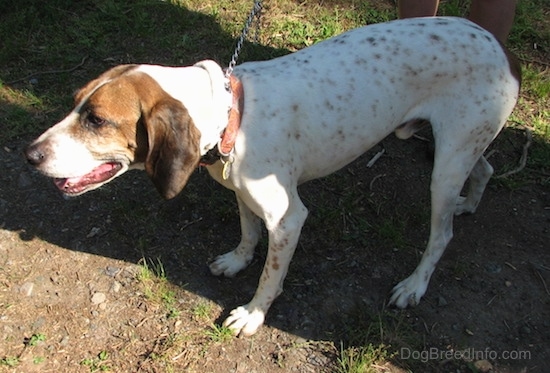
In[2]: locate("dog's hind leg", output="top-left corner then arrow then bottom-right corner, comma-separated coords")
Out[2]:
209,195 -> 262,277
389,148 -> 481,308
455,155 -> 494,215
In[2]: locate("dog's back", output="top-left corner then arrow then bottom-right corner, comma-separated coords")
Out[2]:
232,17 -> 520,182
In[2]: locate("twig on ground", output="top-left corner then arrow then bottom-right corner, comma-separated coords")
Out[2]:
366,148 -> 385,168
495,127 -> 533,178
6,56 -> 88,85
369,174 -> 385,191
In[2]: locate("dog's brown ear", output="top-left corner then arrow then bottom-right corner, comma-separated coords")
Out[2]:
144,99 -> 201,199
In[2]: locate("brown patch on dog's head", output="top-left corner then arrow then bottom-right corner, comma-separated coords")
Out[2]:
68,66 -> 201,199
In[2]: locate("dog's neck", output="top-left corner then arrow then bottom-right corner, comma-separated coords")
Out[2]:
200,74 -> 244,166
137,61 -> 232,156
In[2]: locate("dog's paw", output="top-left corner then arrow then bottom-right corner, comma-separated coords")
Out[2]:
209,250 -> 252,277
223,305 -> 265,337
388,274 -> 428,308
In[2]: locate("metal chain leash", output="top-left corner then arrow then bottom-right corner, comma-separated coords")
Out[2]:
225,0 -> 263,80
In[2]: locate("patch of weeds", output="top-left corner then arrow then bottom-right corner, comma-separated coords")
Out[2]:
336,342 -> 393,373
0,356 -> 19,367
492,175 -> 527,191
205,324 -> 234,343
0,84 -> 49,141
33,356 -> 45,364
81,350 -> 110,372
522,66 -> 550,102
510,0 -> 550,51
191,300 -> 214,320
137,257 -> 182,319
137,257 -> 166,281
25,332 -> 46,346
358,2 -> 396,24
451,259 -> 470,278
375,218 -> 406,248
437,0 -> 468,17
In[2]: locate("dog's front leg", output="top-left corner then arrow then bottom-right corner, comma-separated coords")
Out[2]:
223,188 -> 308,336
210,195 -> 262,277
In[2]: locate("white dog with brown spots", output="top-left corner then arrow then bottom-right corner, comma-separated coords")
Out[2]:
26,17 -> 521,336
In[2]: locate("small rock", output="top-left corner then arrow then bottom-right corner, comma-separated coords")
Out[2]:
505,280 -> 512,287
484,262 -> 502,274
519,325 -> 531,336
87,227 -> 100,238
91,292 -> 106,305
105,266 -> 120,277
437,296 -> 448,307
20,282 -> 34,296
60,335 -> 70,346
110,281 -> 122,293
474,359 -> 493,372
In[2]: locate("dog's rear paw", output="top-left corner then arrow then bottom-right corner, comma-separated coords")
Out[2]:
223,305 -> 265,337
389,274 -> 428,308
209,250 -> 252,277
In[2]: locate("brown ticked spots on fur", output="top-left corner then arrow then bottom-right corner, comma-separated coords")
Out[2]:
271,256 -> 280,270
325,99 -> 335,111
365,36 -> 377,46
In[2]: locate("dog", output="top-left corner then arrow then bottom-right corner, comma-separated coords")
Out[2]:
25,17 -> 520,337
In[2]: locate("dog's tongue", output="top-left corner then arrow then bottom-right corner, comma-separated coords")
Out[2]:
54,162 -> 122,193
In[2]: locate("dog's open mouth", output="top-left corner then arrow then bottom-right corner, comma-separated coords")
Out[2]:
53,162 -> 123,195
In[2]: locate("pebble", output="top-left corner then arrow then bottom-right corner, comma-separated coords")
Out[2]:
437,295 -> 448,307
111,281 -> 122,293
87,227 -> 101,238
519,325 -> 531,336
484,262 -> 502,274
105,266 -> 120,277
91,292 -> 106,305
474,359 -> 493,372
60,335 -> 70,346
20,282 -> 34,296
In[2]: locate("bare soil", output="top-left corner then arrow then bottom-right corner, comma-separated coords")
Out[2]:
1,121 -> 549,372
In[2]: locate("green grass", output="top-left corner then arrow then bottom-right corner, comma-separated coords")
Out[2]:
137,257 -> 183,319
336,342 -> 393,373
81,350 -> 111,372
191,300 -> 215,320
26,333 -> 46,347
204,324 -> 234,343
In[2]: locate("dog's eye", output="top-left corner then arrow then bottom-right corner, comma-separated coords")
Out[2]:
86,113 -> 107,128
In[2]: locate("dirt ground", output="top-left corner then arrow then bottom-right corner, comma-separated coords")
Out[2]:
1,116 -> 549,372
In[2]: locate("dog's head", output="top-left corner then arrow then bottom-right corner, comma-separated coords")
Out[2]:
25,65 -> 201,199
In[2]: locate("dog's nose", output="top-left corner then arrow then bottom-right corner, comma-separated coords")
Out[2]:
24,143 -> 46,166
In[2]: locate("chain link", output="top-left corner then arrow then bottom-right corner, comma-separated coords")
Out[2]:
225,1 -> 263,80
